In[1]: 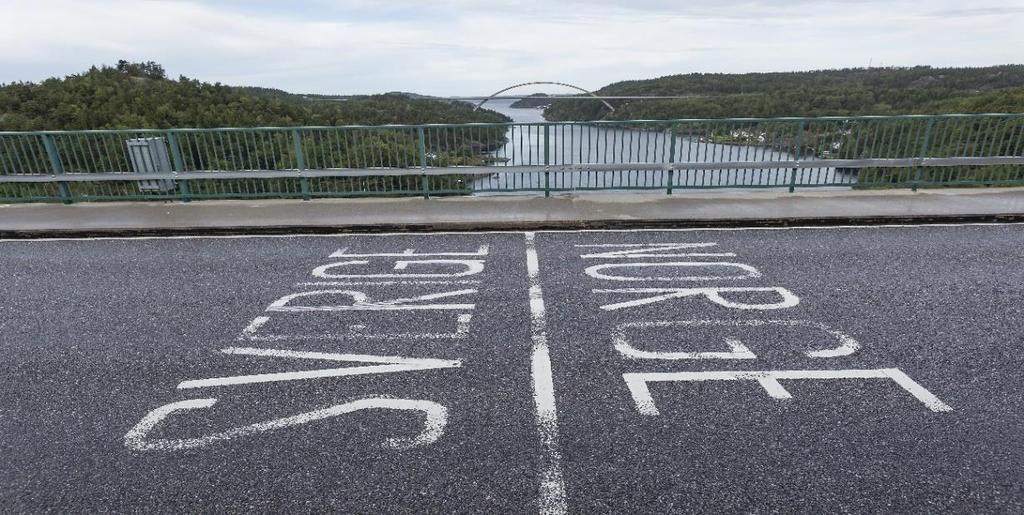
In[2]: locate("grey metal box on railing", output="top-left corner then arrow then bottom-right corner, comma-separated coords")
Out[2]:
127,138 -> 176,192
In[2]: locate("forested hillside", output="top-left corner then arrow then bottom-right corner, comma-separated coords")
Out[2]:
544,66 -> 1024,120
0,62 -> 513,202
0,61 -> 509,130
509,93 -> 552,108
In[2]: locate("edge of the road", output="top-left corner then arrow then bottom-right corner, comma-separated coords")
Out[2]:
3,213 -> 1024,239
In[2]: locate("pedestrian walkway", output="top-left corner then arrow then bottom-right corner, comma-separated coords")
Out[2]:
2,188 -> 1023,237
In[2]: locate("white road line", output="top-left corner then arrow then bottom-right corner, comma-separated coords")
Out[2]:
584,261 -> 762,282
240,316 -> 270,338
311,259 -> 485,279
177,347 -> 461,389
239,314 -> 473,342
595,287 -> 800,311
623,368 -> 953,415
576,242 -> 736,259
524,231 -> 567,515
264,289 -> 476,312
295,280 -> 481,286
611,319 -> 860,360
3,222 -> 1021,242
329,245 -> 489,257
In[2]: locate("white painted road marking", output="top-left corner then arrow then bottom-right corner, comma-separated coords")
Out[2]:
595,287 -> 801,311
265,289 -> 476,312
240,316 -> 271,338
612,320 -> 861,360
177,347 -> 461,389
584,261 -> 762,281
296,280 -> 481,286
524,232 -> 568,515
239,314 -> 473,341
614,323 -> 757,360
330,245 -> 489,257
99,228 -> 975,512
576,242 -> 737,259
312,259 -> 485,279
623,368 -> 954,415
125,397 -> 448,451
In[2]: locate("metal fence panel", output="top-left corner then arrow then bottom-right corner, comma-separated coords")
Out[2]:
1,114 -> 1023,203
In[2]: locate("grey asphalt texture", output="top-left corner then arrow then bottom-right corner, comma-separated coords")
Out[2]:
1,225 -> 1022,513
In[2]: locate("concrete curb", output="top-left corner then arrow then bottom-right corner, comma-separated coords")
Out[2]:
3,213 -> 1023,239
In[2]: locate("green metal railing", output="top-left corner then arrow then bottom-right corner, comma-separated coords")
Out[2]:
2,114 -> 1023,203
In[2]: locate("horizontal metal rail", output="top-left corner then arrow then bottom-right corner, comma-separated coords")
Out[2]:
449,95 -> 708,101
2,114 -> 1022,202
4,157 -> 1024,184
2,112 -> 1023,135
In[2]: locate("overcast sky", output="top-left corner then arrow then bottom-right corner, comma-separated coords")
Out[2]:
1,0 -> 1023,96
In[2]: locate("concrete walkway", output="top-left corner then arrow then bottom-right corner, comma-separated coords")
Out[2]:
2,188 -> 1024,237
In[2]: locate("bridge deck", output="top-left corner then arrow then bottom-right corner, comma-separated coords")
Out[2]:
1,224 -> 1021,511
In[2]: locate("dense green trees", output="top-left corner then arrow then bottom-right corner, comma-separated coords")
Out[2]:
3,62 -> 1021,200
0,62 -> 509,130
537,66 -> 1024,189
509,93 -> 551,108
543,66 -> 1024,121
0,62 -> 513,200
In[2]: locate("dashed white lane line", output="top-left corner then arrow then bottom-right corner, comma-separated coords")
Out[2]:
524,231 -> 568,515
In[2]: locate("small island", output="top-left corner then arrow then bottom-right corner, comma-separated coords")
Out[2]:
509,93 -> 551,109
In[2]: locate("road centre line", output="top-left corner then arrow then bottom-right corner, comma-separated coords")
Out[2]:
524,232 -> 568,515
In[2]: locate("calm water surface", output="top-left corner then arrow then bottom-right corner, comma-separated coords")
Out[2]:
471,99 -> 847,193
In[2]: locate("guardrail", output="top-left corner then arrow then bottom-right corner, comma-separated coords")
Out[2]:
1,114 -> 1023,203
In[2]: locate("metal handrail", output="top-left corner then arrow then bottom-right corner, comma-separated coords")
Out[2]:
2,112 -> 1023,136
5,157 -> 1024,184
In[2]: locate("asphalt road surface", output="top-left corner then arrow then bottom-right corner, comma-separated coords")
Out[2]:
1,224 -> 1022,513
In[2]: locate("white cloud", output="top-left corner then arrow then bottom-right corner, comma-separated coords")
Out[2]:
0,0 -> 1022,95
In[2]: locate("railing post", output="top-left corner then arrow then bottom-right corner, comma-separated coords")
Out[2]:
40,133 -> 71,204
167,131 -> 190,202
788,120 -> 805,193
292,129 -> 310,200
667,124 -> 677,195
418,126 -> 430,199
912,118 -> 935,192
543,124 -> 551,197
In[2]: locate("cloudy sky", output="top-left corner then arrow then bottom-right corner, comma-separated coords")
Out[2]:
1,0 -> 1023,96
